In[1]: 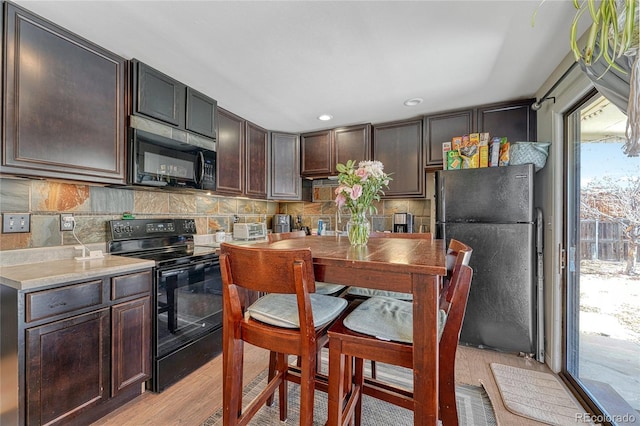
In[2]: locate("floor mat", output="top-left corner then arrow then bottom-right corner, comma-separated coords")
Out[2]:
490,363 -> 592,425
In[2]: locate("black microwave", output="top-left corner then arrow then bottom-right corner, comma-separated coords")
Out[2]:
129,127 -> 216,191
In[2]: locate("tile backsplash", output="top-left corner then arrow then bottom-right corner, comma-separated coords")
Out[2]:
280,179 -> 431,234
0,177 -> 431,251
0,178 -> 277,251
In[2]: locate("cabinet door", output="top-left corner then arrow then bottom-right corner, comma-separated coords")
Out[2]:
135,61 -> 185,127
373,119 -> 424,198
424,110 -> 474,166
26,309 -> 110,426
216,108 -> 245,195
112,297 -> 151,396
2,3 -> 126,184
245,121 -> 268,199
269,132 -> 302,200
186,87 -> 217,139
301,130 -> 333,177
333,124 -> 372,173
477,99 -> 537,142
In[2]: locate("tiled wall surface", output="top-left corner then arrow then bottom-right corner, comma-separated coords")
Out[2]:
0,178 -> 277,251
280,179 -> 431,233
0,177 -> 431,251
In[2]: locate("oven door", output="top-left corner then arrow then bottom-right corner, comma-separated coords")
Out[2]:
155,257 -> 223,360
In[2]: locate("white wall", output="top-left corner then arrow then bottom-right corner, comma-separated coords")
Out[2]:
535,55 -> 594,372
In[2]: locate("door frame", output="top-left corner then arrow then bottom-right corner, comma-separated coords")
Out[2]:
559,88 -> 611,420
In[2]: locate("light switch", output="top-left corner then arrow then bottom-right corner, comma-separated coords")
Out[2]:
2,213 -> 31,233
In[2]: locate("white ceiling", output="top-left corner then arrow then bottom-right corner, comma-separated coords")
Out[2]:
13,0 -> 588,133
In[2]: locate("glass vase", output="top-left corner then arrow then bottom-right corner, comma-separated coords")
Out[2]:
346,212 -> 371,246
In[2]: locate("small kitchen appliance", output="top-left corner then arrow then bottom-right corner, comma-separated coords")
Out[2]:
232,222 -> 267,240
129,116 -> 216,191
273,214 -> 292,233
393,213 -> 414,233
107,218 -> 222,392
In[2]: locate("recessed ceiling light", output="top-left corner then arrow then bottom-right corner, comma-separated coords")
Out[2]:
317,114 -> 333,121
404,97 -> 423,107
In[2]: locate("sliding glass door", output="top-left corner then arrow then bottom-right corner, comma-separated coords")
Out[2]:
564,92 -> 640,424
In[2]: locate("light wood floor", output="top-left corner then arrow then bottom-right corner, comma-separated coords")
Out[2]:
92,345 -> 584,425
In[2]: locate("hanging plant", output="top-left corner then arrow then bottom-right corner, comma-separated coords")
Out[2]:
567,0 -> 640,156
569,0 -> 638,72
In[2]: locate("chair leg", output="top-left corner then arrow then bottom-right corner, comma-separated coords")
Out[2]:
223,338 -> 244,425
276,352 -> 289,422
353,357 -> 365,426
298,350 -> 316,426
370,360 -> 377,379
439,362 -> 459,426
266,351 -> 277,406
327,338 -> 346,426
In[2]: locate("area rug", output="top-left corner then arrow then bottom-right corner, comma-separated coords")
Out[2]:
204,362 -> 496,426
490,363 -> 592,425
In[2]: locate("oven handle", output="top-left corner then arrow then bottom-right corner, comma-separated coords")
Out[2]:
158,258 -> 219,278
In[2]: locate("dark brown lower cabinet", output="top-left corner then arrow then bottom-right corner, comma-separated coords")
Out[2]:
112,297 -> 151,395
26,310 -> 111,425
0,269 -> 152,426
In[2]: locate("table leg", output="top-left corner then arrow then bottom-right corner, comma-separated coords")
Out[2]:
412,273 -> 440,426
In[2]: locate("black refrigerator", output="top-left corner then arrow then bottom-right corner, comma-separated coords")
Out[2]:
435,164 -> 544,361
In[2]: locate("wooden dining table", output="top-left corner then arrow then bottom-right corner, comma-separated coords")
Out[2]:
259,234 -> 448,426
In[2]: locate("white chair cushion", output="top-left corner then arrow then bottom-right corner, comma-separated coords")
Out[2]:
247,293 -> 348,329
315,281 -> 347,295
343,296 -> 447,344
346,287 -> 413,301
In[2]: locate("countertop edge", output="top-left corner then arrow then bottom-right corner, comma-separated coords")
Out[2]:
0,255 -> 155,291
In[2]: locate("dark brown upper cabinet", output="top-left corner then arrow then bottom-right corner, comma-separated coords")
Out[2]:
476,99 -> 537,143
1,3 -> 127,184
216,108 -> 245,195
333,124 -> 372,171
301,129 -> 333,177
132,60 -> 217,140
215,108 -> 267,198
186,87 -> 218,139
134,61 -> 185,127
245,121 -> 268,199
373,118 -> 424,198
423,98 -> 536,169
424,109 -> 474,167
301,123 -> 372,178
269,132 -> 302,200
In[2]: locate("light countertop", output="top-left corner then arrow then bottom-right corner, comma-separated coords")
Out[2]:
0,255 -> 154,291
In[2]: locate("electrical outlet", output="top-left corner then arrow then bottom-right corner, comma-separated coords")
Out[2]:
60,214 -> 74,231
2,213 -> 31,233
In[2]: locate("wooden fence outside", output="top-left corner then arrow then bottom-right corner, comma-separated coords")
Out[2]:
580,220 -> 638,261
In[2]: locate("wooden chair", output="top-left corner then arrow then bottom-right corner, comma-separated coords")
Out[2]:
220,243 -> 347,426
327,240 -> 473,426
265,230 -> 349,407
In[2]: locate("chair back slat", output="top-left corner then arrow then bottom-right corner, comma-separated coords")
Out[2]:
268,230 -> 306,243
220,243 -> 315,294
439,263 -> 473,353
442,239 -> 472,305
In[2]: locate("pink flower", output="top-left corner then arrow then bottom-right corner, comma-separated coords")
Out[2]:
350,184 -> 362,200
355,168 -> 368,180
